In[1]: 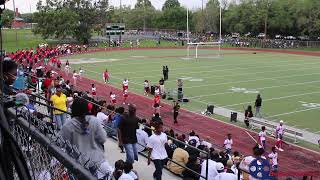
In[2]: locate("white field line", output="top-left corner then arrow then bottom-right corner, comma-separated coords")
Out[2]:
83,65 -> 320,95
79,53 -> 317,76
77,53 -> 290,75
68,52 -> 288,67
127,61 -> 320,80
189,80 -> 320,99
265,107 -> 320,118
184,72 -> 320,89
223,91 -> 320,108
161,65 -> 320,84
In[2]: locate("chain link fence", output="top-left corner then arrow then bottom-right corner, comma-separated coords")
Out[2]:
5,104 -> 96,180
224,38 -> 320,49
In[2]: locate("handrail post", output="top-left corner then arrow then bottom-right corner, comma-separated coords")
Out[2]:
206,151 -> 209,180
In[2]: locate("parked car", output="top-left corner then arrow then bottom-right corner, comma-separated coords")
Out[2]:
257,33 -> 266,39
285,36 -> 296,40
298,36 -> 309,41
245,32 -> 252,37
275,34 -> 283,39
232,32 -> 240,39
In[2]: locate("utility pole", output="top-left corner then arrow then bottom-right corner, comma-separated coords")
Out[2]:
120,0 -> 122,22
143,0 -> 146,32
187,8 -> 189,43
202,0 -> 204,13
219,5 -> 222,42
12,0 -> 17,47
201,0 -> 205,34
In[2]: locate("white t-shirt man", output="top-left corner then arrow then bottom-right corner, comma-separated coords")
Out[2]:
118,173 -> 134,180
224,138 -> 233,150
200,159 -> 218,180
147,132 -> 168,160
268,152 -> 278,167
136,128 -> 149,153
96,112 -> 108,126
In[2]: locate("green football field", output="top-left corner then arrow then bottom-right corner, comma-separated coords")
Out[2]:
63,48 -> 320,134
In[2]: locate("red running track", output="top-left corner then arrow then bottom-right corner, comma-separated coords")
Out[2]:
59,48 -> 320,177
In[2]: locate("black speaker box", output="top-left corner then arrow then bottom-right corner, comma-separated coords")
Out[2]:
207,105 -> 214,114
182,98 -> 189,103
230,112 -> 237,122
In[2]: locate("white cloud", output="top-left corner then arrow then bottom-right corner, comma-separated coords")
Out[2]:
5,0 -> 208,14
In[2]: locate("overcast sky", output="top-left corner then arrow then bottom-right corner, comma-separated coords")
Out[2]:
5,0 -> 209,14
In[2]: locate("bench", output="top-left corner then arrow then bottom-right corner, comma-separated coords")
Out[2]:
249,118 -> 303,144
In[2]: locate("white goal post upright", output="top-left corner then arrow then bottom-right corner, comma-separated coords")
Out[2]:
187,41 -> 222,59
185,2 -> 222,59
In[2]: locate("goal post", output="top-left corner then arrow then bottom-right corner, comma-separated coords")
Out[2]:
187,42 -> 222,59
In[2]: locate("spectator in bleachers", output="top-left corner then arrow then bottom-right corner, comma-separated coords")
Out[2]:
152,113 -> 162,124
2,59 -> 18,95
214,162 -> 237,180
147,121 -> 168,180
199,152 -> 218,180
96,101 -> 108,127
167,141 -> 189,175
182,155 -> 201,180
13,64 -> 26,91
119,104 -> 139,164
165,139 -> 177,159
113,160 -> 125,180
59,98 -> 113,180
136,121 -> 149,153
188,131 -> 200,147
118,161 -> 139,180
113,107 -> 125,153
50,85 -> 67,130
185,139 -> 199,158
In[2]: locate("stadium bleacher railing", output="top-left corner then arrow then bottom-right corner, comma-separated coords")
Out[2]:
1,105 -> 96,180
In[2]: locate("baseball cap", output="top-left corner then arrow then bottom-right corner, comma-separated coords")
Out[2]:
188,139 -> 197,146
280,120 -> 284,123
216,162 -> 224,171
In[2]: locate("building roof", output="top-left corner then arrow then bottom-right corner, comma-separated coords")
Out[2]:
14,17 -> 24,21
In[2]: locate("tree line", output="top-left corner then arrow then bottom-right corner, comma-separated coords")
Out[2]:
2,0 -> 319,43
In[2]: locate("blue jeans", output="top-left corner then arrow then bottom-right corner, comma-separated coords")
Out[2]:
123,143 -> 138,164
261,140 -> 266,149
225,148 -> 232,155
153,159 -> 165,180
54,113 -> 66,130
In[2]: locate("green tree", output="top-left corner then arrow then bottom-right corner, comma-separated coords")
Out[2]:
33,0 -> 101,44
1,9 -> 14,28
158,7 -> 187,30
135,0 -> 152,9
162,0 -> 180,11
204,0 -> 220,32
